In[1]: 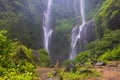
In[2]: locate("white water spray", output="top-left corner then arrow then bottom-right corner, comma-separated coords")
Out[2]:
43,0 -> 53,54
69,0 -> 85,59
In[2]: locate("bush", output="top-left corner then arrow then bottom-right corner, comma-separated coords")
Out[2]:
74,30 -> 120,64
74,51 -> 95,64
98,46 -> 120,61
0,30 -> 38,80
62,60 -> 75,67
37,49 -> 51,67
56,67 -> 100,80
95,0 -> 120,38
86,30 -> 120,56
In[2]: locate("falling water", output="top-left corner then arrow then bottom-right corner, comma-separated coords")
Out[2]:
73,0 -> 78,19
80,0 -> 85,24
43,0 -> 53,54
69,0 -> 85,59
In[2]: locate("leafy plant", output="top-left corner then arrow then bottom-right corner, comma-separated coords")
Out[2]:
62,59 -> 75,67
0,30 -> 38,80
95,0 -> 120,38
98,46 -> 120,62
37,49 -> 51,67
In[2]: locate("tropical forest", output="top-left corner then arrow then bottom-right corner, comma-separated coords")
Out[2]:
0,0 -> 120,80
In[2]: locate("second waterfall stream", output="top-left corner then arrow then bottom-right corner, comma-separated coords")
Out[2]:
69,0 -> 86,59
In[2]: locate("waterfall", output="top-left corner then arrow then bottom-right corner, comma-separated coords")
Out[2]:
69,0 -> 85,59
80,0 -> 85,24
43,0 -> 53,54
73,0 -> 77,17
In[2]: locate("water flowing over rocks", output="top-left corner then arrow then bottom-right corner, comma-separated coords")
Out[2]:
70,20 -> 96,59
42,0 -> 97,62
69,0 -> 86,60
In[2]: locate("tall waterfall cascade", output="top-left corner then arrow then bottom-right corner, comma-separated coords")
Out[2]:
43,0 -> 53,54
69,0 -> 86,59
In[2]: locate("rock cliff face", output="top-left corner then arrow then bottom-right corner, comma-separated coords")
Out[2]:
48,0 -> 101,62
49,20 -> 96,63
76,20 -> 96,53
85,20 -> 96,42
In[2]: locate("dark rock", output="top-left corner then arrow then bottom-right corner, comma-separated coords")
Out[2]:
77,20 -> 96,52
48,76 -> 63,80
79,69 -> 92,74
51,71 -> 58,76
64,66 -> 70,72
85,20 -> 96,43
64,63 -> 76,72
47,78 -> 52,80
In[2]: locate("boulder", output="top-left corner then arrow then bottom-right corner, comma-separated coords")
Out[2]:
95,62 -> 105,66
48,76 -> 63,80
51,71 -> 58,76
79,69 -> 92,74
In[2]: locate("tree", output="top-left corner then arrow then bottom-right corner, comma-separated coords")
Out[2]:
95,0 -> 120,38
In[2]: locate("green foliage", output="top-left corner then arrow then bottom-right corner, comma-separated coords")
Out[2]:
86,40 -> 111,56
0,30 -> 38,80
95,0 -> 120,38
74,30 -> 120,64
86,30 -> 120,56
0,30 -> 50,79
59,72 -> 81,80
16,45 -> 50,67
37,49 -> 51,67
62,60 -> 75,67
49,67 -> 100,80
98,46 -> 120,61
19,45 -> 33,61
55,19 -> 73,32
0,0 -> 42,49
74,51 -> 94,64
0,30 -> 17,67
0,61 -> 37,80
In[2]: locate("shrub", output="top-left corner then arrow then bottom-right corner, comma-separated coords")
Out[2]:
74,51 -> 95,64
98,46 -> 120,61
0,30 -> 38,80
